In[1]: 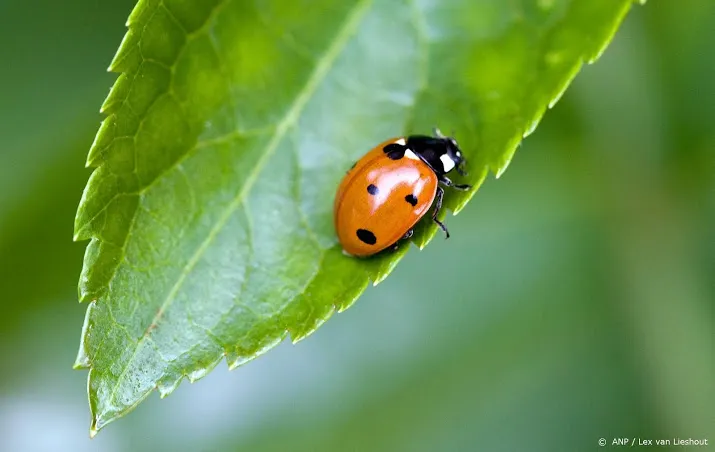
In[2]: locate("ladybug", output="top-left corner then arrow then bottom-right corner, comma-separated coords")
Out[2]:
334,129 -> 471,257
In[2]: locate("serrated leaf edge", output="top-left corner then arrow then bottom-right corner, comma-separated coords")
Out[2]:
76,0 -> 643,436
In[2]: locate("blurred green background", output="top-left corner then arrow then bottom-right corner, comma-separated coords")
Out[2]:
0,1 -> 713,451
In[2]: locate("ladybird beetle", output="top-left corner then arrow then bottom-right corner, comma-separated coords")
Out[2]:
334,128 -> 471,257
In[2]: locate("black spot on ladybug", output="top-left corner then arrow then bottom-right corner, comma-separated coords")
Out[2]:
405,194 -> 418,206
356,229 -> 377,245
383,143 -> 405,160
367,184 -> 379,195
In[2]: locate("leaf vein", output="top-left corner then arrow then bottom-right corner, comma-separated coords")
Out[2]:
105,0 -> 374,401
403,0 -> 430,133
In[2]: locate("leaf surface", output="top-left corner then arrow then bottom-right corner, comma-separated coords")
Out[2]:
74,0 -> 639,434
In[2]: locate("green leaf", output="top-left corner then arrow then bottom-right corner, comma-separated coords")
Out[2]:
74,0 -> 640,434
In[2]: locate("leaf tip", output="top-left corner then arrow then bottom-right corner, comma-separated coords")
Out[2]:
73,356 -> 90,370
495,164 -> 508,179
107,29 -> 138,73
371,269 -> 391,287
89,411 -> 105,438
89,413 -> 111,438
157,379 -> 181,398
73,200 -> 92,242
86,117 -> 115,167
586,1 -> 637,64
187,360 -> 222,384
74,308 -> 93,368
226,354 -> 249,371
522,116 -> 542,139
289,312 -> 333,343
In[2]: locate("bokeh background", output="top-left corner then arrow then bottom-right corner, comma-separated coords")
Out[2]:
0,1 -> 713,451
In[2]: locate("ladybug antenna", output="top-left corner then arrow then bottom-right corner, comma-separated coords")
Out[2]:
433,127 -> 444,138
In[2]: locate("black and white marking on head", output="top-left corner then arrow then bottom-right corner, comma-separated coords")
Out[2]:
367,184 -> 379,195
404,149 -> 420,160
356,228 -> 377,245
383,143 -> 406,160
403,133 -> 466,177
439,154 -> 456,172
405,194 -> 418,206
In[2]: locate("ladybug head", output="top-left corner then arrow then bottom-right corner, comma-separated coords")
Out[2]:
438,135 -> 467,177
407,130 -> 469,177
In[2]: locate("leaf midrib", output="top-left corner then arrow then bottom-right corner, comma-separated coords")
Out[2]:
106,0 -> 374,406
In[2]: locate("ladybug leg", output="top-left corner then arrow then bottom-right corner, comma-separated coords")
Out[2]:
440,175 -> 471,191
432,187 -> 450,239
389,229 -> 414,253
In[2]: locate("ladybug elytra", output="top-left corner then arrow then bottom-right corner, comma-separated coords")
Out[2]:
334,129 -> 471,257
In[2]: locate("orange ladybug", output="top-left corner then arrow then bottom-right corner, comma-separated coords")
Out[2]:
334,129 -> 471,257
